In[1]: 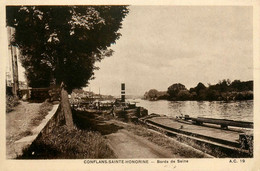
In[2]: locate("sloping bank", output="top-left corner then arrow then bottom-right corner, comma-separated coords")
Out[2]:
72,110 -> 212,158
17,105 -> 116,159
17,105 -> 212,159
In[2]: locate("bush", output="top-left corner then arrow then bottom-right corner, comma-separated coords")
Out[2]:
6,95 -> 20,113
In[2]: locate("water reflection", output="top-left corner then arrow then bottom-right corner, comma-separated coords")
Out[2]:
135,99 -> 253,122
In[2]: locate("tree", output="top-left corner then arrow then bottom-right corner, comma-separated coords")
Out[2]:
147,89 -> 159,100
218,79 -> 230,92
193,82 -> 207,100
206,89 -> 219,101
7,6 -> 129,130
230,80 -> 253,92
157,91 -> 169,100
230,80 -> 241,91
167,83 -> 187,100
194,82 -> 206,94
177,90 -> 191,100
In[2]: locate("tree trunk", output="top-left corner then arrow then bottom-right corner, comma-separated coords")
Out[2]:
60,82 -> 74,130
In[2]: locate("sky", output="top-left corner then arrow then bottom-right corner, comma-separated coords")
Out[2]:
11,6 -> 253,96
87,6 -> 253,96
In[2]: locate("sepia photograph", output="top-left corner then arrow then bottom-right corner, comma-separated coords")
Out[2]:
1,1 -> 260,170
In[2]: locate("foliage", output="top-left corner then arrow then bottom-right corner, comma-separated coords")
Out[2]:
177,90 -> 191,100
17,126 -> 116,159
145,79 -> 253,101
157,92 -> 170,100
167,83 -> 187,100
205,89 -> 219,101
190,82 -> 205,93
208,79 -> 231,92
230,80 -> 253,92
6,6 -> 129,92
145,89 -> 159,100
190,82 -> 207,100
6,95 -> 20,113
144,90 -> 169,100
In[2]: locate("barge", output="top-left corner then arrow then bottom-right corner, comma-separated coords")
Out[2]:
139,114 -> 253,157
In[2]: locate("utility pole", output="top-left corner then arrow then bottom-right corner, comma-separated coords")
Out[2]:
99,87 -> 101,100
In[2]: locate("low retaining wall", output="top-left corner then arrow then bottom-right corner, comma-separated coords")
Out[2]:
36,103 -> 65,138
12,103 -> 61,159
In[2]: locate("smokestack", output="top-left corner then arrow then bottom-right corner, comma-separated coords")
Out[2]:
121,83 -> 125,102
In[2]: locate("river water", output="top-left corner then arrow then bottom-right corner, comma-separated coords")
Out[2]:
132,99 -> 253,122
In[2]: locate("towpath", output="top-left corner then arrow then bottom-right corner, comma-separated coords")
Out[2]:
6,101 -> 58,159
106,128 -> 173,158
105,120 -> 211,158
74,111 -> 211,158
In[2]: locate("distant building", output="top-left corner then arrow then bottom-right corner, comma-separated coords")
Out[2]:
19,81 -> 28,89
6,26 -> 28,96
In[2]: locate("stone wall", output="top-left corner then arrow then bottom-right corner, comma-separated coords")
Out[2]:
37,103 -> 65,137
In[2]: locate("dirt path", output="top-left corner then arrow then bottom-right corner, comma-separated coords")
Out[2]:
74,111 -> 212,158
106,129 -> 174,158
6,101 -> 42,158
74,112 -> 174,158
104,119 -> 211,158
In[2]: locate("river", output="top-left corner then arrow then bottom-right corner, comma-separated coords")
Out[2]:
131,99 -> 253,122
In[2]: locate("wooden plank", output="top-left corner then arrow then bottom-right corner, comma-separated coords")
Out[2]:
147,117 -> 240,147
144,121 -> 251,157
190,117 -> 253,128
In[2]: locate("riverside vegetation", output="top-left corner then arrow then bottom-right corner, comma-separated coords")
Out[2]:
144,79 -> 253,101
17,125 -> 116,159
17,109 -> 117,159
6,95 -> 20,113
17,108 -> 212,159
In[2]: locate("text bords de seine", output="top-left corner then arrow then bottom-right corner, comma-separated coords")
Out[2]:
84,159 -> 188,164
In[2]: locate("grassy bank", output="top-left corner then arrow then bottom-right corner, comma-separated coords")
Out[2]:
30,100 -> 53,126
17,125 -> 116,159
17,109 -> 213,159
17,109 -> 116,159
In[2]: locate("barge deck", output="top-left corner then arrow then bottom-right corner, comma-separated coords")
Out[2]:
140,115 -> 253,157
